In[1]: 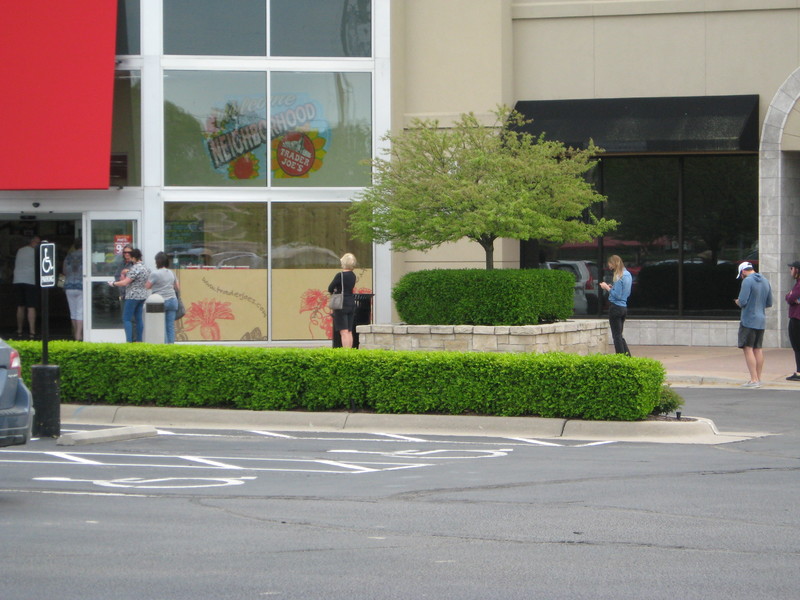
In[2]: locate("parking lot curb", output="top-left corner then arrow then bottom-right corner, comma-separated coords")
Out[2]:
58,404 -> 767,444
57,425 -> 158,446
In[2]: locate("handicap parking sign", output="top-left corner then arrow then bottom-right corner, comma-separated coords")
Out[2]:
40,242 -> 56,287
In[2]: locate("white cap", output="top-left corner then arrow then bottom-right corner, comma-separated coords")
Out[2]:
737,262 -> 754,279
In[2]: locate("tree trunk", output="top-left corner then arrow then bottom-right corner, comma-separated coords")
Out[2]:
478,235 -> 495,270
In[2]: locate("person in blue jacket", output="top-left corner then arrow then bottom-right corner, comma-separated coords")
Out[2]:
599,254 -> 633,355
735,261 -> 773,388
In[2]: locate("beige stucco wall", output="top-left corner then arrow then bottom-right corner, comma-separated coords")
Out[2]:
388,0 -> 800,336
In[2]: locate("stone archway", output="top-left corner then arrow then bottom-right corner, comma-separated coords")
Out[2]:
759,67 -> 800,347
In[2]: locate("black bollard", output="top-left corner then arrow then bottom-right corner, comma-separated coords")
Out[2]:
31,364 -> 61,438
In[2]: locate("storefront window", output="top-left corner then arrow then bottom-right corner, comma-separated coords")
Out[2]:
271,0 -> 371,57
163,0 -> 266,56
111,71 -> 141,187
538,155 -> 758,318
165,202 -> 268,341
164,70 -> 268,186
271,202 -> 372,341
116,0 -> 140,55
270,72 -> 372,187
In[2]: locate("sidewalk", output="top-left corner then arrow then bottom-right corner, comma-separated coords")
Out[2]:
632,345 -> 799,389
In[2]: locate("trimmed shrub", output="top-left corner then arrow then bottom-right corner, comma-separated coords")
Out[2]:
392,268 -> 573,326
652,384 -> 685,416
13,341 -> 665,421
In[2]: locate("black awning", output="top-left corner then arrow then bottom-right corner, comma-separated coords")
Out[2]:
513,95 -> 759,154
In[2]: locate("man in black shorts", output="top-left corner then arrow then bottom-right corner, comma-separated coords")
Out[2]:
734,262 -> 773,388
13,235 -> 40,338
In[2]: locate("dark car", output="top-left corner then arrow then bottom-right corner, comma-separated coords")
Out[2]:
0,338 -> 34,447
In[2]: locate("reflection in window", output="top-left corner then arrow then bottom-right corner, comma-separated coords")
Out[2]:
164,71 -> 267,187
271,72 -> 372,187
164,203 -> 268,269
271,202 -> 372,269
164,0 -> 266,56
271,202 -> 372,341
111,71 -> 141,187
116,0 -> 140,55
271,0 -> 371,57
165,203 -> 269,343
541,155 -> 758,318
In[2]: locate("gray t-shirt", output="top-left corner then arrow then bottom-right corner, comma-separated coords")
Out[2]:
147,268 -> 177,300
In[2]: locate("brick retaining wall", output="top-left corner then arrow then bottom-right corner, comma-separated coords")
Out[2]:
356,320 -> 609,354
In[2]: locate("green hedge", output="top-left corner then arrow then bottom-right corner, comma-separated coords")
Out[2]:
13,341 -> 665,421
392,269 -> 574,326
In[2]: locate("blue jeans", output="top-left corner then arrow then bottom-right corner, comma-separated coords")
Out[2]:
123,298 -> 145,343
164,296 -> 178,344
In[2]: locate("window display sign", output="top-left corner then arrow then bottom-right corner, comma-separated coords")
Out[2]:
114,235 -> 132,255
270,95 -> 329,179
202,94 -> 329,181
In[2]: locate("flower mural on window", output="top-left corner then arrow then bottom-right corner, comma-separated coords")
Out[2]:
300,287 -> 373,339
183,299 -> 235,340
299,288 -> 332,339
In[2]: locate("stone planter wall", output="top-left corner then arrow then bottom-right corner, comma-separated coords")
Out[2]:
356,320 -> 609,355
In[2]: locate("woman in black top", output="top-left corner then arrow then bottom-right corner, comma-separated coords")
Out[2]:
328,253 -> 357,348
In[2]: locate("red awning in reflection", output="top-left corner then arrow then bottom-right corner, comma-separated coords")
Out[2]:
0,1 -> 118,190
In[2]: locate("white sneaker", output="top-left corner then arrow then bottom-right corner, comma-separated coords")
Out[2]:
741,381 -> 762,388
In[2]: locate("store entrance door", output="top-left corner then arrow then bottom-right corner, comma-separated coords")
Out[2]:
84,212 -> 140,342
0,215 -> 80,340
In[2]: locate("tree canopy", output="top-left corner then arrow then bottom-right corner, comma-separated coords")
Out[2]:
349,107 -> 617,269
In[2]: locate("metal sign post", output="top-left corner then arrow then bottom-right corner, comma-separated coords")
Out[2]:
31,240 -> 60,438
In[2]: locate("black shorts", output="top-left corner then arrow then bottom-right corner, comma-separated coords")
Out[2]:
332,308 -> 355,333
738,325 -> 764,349
14,283 -> 39,308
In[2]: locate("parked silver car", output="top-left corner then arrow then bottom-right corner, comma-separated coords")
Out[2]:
544,260 -> 600,314
0,338 -> 34,447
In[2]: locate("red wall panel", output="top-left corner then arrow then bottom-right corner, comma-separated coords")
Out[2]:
0,1 -> 118,189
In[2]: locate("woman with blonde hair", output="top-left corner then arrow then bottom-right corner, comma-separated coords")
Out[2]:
599,254 -> 633,355
328,253 -> 357,348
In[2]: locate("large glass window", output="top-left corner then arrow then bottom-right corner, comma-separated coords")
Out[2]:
270,72 -> 372,187
271,202 -> 372,341
164,0 -> 266,56
116,0 -> 140,55
164,71 -> 268,186
271,0 -> 371,57
111,71 -> 141,187
165,202 -> 268,341
531,155 -> 758,318
163,201 -> 373,342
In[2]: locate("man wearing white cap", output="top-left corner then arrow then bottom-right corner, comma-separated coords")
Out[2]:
734,262 -> 773,388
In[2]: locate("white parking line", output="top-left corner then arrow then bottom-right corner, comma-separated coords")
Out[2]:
375,433 -> 427,442
179,456 -> 244,469
46,451 -> 103,465
248,430 -> 297,439
506,437 -> 563,447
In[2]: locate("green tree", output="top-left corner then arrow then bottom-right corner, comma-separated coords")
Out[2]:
349,107 -> 617,269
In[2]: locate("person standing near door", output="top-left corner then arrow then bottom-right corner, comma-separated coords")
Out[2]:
109,248 -> 150,343
62,238 -> 83,341
13,234 -> 40,338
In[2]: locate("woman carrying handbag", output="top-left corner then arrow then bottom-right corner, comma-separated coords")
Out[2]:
327,253 -> 357,348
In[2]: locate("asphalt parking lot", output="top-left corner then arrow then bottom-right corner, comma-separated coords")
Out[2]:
2,387 -> 798,600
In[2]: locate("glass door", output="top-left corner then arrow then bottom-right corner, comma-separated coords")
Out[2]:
83,212 -> 139,342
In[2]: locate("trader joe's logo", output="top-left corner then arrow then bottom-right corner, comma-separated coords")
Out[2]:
203,94 -> 329,180
271,98 -> 328,179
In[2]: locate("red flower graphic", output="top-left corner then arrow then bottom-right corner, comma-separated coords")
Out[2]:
300,287 -> 373,340
183,299 -> 235,340
300,288 -> 332,339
